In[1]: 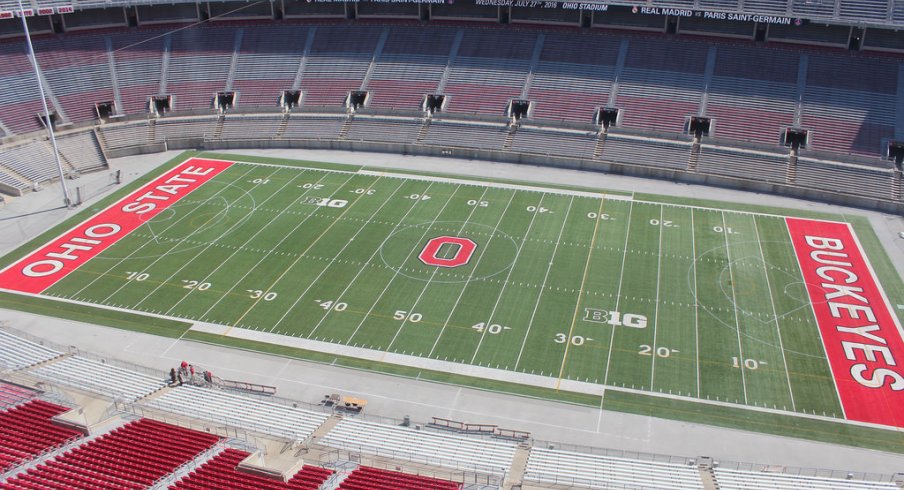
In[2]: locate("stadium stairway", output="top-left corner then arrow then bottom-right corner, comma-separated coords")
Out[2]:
501,443 -> 530,489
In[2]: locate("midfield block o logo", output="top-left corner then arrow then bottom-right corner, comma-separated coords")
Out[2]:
419,236 -> 477,268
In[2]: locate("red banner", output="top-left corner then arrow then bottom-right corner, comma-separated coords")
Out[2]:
0,158 -> 232,294
787,217 -> 904,427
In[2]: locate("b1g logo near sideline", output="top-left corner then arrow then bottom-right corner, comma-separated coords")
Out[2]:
419,236 -> 477,268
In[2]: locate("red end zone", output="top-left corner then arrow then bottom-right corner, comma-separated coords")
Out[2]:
0,158 -> 232,295
787,217 -> 904,427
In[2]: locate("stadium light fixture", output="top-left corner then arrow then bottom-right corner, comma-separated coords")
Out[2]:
18,0 -> 74,209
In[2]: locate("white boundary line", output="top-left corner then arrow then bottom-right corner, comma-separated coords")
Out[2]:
73,165 -> 263,301
753,215 -> 797,411
512,195 -> 575,369
359,169 -> 627,201
784,219 -> 847,419
722,211 -> 749,405
0,158 -> 240,280
134,168 -> 322,312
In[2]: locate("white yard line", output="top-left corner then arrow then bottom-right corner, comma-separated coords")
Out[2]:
785,223 -> 847,419
452,193 -> 547,363
722,211 -> 749,405
649,206 -> 664,390
256,180 -> 403,333
753,216 -> 797,411
511,195 -> 575,369
225,175 -> 389,336
200,177 -> 402,325
70,165 -> 260,299
384,186 -> 493,352
161,171 -> 339,315
691,209 -> 701,399
601,200 -> 634,392
298,182 -> 439,338
555,197 -> 606,387
358,169 -> 625,201
345,185 -> 464,344
129,169 -> 326,311
426,191 -> 517,357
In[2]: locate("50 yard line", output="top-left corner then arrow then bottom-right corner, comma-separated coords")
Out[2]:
554,196 -> 606,389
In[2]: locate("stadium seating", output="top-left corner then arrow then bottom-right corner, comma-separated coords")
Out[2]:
364,26 -> 457,110
0,400 -> 82,473
524,446 -> 703,489
169,447 -> 332,490
696,146 -> 789,183
112,29 -> 168,115
166,27 -> 235,111
345,117 -> 422,144
510,126 -> 598,160
713,467 -> 900,489
0,22 -> 898,168
232,26 -> 310,107
144,385 -> 329,442
320,417 -> 517,474
0,418 -> 220,490
0,382 -> 34,409
28,355 -> 167,402
423,120 -> 509,151
338,465 -> 461,490
0,330 -> 62,370
298,25 -> 383,107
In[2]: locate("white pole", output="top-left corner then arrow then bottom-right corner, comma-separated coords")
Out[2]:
18,0 -> 73,208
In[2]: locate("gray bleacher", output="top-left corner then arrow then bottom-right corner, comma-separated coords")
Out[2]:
714,467 -> 899,490
153,117 -> 218,142
511,126 -> 598,160
344,117 -> 421,144
218,115 -> 281,141
600,136 -> 692,170
795,157 -> 894,201
281,115 -> 345,140
0,330 -> 61,370
56,132 -> 107,173
145,385 -> 328,441
29,355 -> 166,402
423,120 -> 508,151
696,146 -> 789,183
321,417 -> 517,475
0,139 -> 60,184
524,446 -> 703,490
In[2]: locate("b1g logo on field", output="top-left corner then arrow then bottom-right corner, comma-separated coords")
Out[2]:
419,236 -> 477,268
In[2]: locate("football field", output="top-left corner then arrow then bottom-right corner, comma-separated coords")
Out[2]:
4,155 -> 904,429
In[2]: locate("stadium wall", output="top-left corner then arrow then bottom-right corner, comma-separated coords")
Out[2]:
88,114 -> 904,214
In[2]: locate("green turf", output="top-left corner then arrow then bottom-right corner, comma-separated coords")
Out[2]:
7,153 -> 904,452
0,291 -> 191,338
